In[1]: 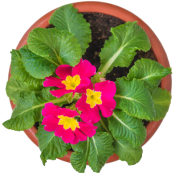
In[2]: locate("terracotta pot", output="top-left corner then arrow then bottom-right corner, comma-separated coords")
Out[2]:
8,1 -> 172,164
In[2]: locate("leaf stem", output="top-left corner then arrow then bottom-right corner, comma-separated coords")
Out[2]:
57,55 -> 64,65
100,46 -> 123,75
99,119 -> 111,135
29,97 -> 67,113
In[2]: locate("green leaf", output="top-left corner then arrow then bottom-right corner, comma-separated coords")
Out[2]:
71,132 -> 114,173
36,125 -> 71,165
115,78 -> 155,120
88,132 -> 114,173
108,110 -> 146,147
10,48 -> 44,87
49,4 -> 91,55
127,58 -> 172,92
99,21 -> 151,74
152,88 -> 171,121
6,76 -> 43,104
114,139 -> 143,165
71,139 -> 89,173
27,28 -> 82,66
20,48 -> 58,79
3,88 -> 68,131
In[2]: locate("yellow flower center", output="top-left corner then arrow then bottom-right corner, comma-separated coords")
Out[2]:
58,115 -> 80,131
62,75 -> 81,90
86,89 -> 102,108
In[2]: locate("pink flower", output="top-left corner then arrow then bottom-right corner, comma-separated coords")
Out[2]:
43,59 -> 96,98
76,81 -> 116,123
41,102 -> 97,144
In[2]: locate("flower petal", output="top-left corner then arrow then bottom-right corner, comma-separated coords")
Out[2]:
80,106 -> 101,123
55,65 -> 72,79
99,104 -> 113,118
72,59 -> 96,79
76,94 -> 90,114
76,94 -> 101,123
55,127 -> 75,144
42,102 -> 60,117
71,136 -> 79,145
42,114 -> 59,132
43,76 -> 64,88
75,77 -> 91,94
101,97 -> 116,110
42,114 -> 59,126
50,88 -> 73,98
79,122 -> 97,137
74,128 -> 87,142
60,108 -> 79,118
95,80 -> 116,99
90,107 -> 101,123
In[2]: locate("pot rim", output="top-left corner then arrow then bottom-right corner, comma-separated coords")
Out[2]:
9,1 -> 172,164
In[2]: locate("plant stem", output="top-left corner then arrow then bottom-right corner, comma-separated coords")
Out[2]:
99,119 -> 111,135
99,118 -> 116,140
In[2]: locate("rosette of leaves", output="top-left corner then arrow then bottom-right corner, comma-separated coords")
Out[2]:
3,4 -> 171,173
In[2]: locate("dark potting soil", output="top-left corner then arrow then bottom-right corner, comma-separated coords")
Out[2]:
43,12 -> 156,129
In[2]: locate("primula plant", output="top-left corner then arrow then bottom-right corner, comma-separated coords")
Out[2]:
3,4 -> 172,173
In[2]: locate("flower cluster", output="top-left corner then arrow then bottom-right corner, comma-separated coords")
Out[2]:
42,59 -> 116,144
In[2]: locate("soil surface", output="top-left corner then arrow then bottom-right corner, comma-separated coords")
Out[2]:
44,12 -> 156,128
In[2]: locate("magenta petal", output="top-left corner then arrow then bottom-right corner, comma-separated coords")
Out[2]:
55,127 -> 75,144
95,81 -> 116,99
50,88 -> 73,98
74,128 -> 87,144
72,59 -> 96,79
43,76 -> 64,88
42,114 -> 59,125
75,77 -> 90,94
55,65 -> 72,79
76,94 -> 90,114
76,95 -> 101,123
42,103 -> 60,117
44,125 -> 59,132
71,136 -> 79,145
54,125 -> 64,137
101,97 -> 116,110
42,114 -> 59,132
79,122 -> 97,137
80,112 -> 91,123
89,106 -> 101,123
60,108 -> 79,118
80,106 -> 101,123
99,104 -> 113,117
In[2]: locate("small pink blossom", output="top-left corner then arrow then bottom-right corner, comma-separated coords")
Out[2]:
100,78 -> 106,82
76,80 -> 116,123
41,102 -> 97,144
43,59 -> 96,98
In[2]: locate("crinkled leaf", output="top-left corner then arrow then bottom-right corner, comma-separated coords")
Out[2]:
114,139 -> 143,165
36,125 -> 71,165
27,28 -> 82,66
71,139 -> 89,173
108,110 -> 146,147
88,132 -> 114,173
6,76 -> 43,104
99,21 -> 151,74
49,4 -> 91,55
115,78 -> 155,120
3,88 -> 67,131
20,48 -> 58,79
152,88 -> 171,121
127,58 -> 172,92
10,48 -> 43,87
71,132 -> 114,173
